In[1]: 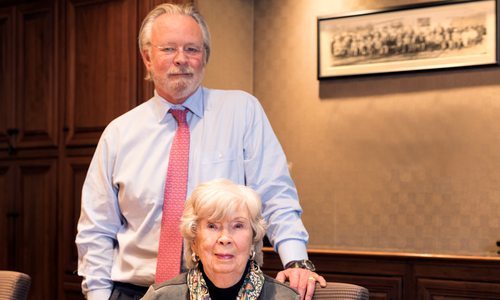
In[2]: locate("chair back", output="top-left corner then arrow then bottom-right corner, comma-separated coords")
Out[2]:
0,271 -> 31,300
312,282 -> 369,300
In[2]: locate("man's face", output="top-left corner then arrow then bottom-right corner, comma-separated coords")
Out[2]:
142,14 -> 205,104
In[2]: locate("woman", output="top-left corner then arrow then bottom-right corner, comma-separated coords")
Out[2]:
142,179 -> 300,299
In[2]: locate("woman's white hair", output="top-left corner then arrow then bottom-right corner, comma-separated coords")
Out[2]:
180,178 -> 267,269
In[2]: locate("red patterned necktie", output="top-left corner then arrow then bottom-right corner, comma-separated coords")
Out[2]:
155,109 -> 190,283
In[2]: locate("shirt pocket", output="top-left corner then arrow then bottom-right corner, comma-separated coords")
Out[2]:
199,147 -> 242,182
201,147 -> 238,164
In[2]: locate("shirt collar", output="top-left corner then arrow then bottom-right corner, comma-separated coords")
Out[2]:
152,87 -> 204,123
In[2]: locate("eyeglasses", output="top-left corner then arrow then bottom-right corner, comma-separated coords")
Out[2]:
150,43 -> 203,57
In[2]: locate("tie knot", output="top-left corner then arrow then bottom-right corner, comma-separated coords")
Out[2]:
170,109 -> 188,124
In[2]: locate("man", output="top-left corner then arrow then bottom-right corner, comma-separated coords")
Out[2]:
76,3 -> 325,300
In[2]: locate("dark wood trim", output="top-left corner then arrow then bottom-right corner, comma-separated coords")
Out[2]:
261,248 -> 500,300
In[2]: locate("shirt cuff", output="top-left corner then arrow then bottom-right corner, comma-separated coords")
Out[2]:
86,288 -> 112,300
276,239 -> 309,268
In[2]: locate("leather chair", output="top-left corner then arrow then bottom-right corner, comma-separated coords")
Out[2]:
312,282 -> 369,300
0,271 -> 31,300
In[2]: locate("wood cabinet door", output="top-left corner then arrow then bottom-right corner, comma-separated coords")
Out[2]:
417,278 -> 500,299
17,159 -> 58,300
15,3 -> 58,149
64,0 -> 138,146
0,159 -> 58,300
0,163 -> 15,269
0,7 -> 15,151
0,3 -> 58,151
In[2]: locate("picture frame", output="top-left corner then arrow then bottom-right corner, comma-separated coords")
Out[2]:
317,0 -> 499,79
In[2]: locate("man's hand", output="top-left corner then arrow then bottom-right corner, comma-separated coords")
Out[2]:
276,268 -> 327,300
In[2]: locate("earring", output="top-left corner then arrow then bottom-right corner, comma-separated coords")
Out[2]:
192,252 -> 200,263
249,250 -> 256,261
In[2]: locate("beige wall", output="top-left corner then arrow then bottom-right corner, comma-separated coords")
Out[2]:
200,0 -> 500,257
196,0 -> 254,93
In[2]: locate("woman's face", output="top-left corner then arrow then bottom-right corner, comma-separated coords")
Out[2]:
192,206 -> 253,286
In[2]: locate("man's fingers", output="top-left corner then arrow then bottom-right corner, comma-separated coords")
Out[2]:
291,269 -> 313,300
275,268 -> 326,300
304,276 -> 317,300
287,269 -> 301,289
275,271 -> 286,283
317,274 -> 327,287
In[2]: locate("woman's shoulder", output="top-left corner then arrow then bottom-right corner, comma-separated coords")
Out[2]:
156,272 -> 188,287
260,274 -> 301,299
141,273 -> 189,300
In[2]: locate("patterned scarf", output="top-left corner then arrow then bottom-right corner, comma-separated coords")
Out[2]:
187,260 -> 265,300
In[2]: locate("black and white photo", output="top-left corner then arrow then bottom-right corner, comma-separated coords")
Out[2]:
318,0 -> 498,79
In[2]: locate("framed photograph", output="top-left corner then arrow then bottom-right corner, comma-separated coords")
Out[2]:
317,0 -> 499,79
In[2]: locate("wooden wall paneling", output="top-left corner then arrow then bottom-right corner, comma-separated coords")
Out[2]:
0,163 -> 15,269
413,258 -> 500,282
327,274 -> 402,300
15,159 -> 58,300
136,0 -> 155,102
0,7 -> 14,151
59,155 -> 91,300
16,3 -> 58,149
417,278 -> 500,299
65,0 -> 138,146
317,255 -> 406,299
414,259 -> 500,299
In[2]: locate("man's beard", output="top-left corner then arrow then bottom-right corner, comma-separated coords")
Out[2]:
168,76 -> 197,100
152,67 -> 202,101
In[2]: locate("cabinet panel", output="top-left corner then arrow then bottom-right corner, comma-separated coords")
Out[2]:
417,278 -> 500,299
16,4 -> 58,148
327,274 -> 402,300
0,164 -> 14,269
17,160 -> 58,300
0,159 -> 58,300
0,8 -> 14,150
65,0 -> 138,146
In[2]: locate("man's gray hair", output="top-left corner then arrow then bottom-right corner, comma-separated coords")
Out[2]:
138,3 -> 211,65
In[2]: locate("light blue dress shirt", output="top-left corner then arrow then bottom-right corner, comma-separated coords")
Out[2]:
76,87 -> 309,299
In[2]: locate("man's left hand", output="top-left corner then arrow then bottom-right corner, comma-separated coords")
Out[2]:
275,268 -> 327,300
